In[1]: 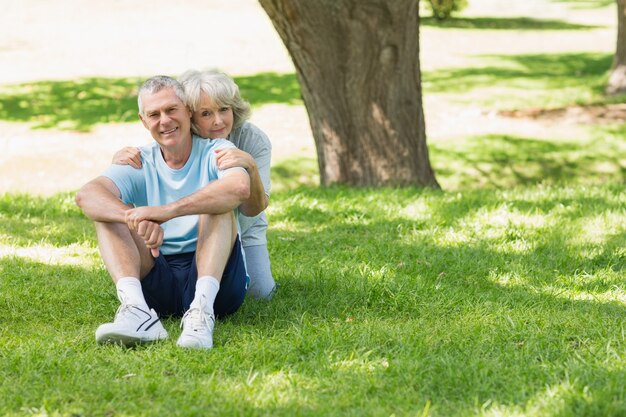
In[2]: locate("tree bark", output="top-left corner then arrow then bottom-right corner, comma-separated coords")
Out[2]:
607,0 -> 626,95
258,0 -> 440,187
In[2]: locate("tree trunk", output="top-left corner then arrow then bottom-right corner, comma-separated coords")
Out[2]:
607,0 -> 626,95
258,0 -> 440,187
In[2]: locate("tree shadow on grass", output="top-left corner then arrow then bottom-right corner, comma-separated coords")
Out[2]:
2,229 -> 622,415
0,77 -> 143,132
430,134 -> 626,191
0,72 -> 301,132
248,185 -> 625,415
553,0 -> 614,9
265,183 -> 624,319
423,52 -> 612,97
0,185 -> 624,415
233,72 -> 302,107
421,16 -> 603,30
267,131 -> 626,194
0,192 -> 91,247
270,157 -> 320,192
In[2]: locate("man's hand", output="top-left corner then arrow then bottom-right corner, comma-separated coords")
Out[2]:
135,220 -> 163,258
125,206 -> 170,231
215,148 -> 255,171
113,146 -> 142,169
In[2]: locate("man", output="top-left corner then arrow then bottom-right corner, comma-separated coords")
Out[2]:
75,75 -> 251,349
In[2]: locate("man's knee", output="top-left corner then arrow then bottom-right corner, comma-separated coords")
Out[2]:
95,220 -> 129,237
196,213 -> 238,257
198,212 -> 236,234
94,221 -> 154,278
200,211 -> 235,223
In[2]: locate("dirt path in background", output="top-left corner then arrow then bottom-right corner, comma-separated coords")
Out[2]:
0,0 -> 616,195
500,103 -> 626,124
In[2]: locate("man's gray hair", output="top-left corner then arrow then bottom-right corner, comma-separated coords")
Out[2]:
137,75 -> 187,116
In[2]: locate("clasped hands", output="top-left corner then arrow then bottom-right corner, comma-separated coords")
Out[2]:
124,206 -> 168,258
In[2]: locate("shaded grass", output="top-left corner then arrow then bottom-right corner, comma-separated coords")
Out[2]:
553,0 -> 614,9
233,72 -> 302,107
0,51 -> 618,133
0,180 -> 624,416
270,156 -> 320,193
421,16 -> 602,30
0,192 -> 91,247
267,122 -> 625,193
429,126 -> 626,191
0,126 -> 624,415
1,16 -> 625,415
0,72 -> 301,131
423,52 -> 619,110
0,77 -> 142,131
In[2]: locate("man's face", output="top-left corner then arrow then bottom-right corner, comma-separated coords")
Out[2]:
191,92 -> 234,139
139,88 -> 192,147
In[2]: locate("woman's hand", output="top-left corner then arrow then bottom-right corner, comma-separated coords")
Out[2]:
215,148 -> 255,171
112,147 -> 142,169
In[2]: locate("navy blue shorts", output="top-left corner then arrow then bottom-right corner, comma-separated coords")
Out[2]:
140,236 -> 248,318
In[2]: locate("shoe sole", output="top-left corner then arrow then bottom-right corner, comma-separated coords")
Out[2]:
96,331 -> 168,347
176,340 -> 213,349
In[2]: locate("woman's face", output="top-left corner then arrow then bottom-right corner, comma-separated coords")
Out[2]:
191,92 -> 234,139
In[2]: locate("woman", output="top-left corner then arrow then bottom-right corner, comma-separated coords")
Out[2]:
113,69 -> 276,300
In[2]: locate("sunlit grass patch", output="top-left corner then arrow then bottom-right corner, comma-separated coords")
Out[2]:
0,243 -> 99,266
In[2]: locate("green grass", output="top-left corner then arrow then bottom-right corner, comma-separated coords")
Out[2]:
423,52 -> 623,110
421,16 -> 602,30
266,123 -> 625,192
0,126 -> 625,415
553,0 -> 614,9
0,72 -> 301,132
430,125 -> 626,190
0,51 -> 620,132
1,5 -> 625,414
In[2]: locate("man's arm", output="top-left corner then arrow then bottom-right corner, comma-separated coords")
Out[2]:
125,168 -> 250,229
76,176 -> 164,256
112,147 -> 265,216
215,148 -> 267,217
75,176 -> 129,223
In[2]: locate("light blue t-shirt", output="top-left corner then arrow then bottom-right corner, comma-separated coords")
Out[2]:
102,135 -> 242,255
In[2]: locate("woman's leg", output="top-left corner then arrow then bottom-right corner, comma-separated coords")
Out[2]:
244,243 -> 276,300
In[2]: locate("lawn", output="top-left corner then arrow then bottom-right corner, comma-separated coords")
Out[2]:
0,161 -> 624,416
0,1 -> 625,416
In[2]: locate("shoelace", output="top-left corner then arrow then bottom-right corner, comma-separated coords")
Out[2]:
181,308 -> 213,333
115,304 -> 144,321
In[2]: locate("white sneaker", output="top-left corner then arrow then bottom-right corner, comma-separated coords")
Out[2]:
95,304 -> 168,347
176,307 -> 215,349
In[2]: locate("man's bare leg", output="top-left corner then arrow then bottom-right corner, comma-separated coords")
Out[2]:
94,221 -> 167,346
95,221 -> 155,282
195,211 -> 237,280
177,212 -> 237,349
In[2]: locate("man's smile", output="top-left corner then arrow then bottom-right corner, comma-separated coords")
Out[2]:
162,127 -> 178,135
